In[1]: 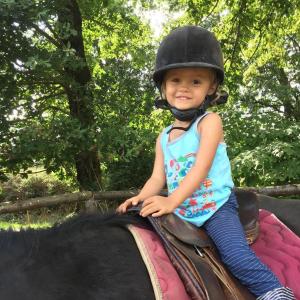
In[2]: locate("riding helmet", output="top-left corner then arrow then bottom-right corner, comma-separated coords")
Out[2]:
153,26 -> 224,89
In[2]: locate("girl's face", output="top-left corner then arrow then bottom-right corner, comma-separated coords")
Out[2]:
164,67 -> 217,111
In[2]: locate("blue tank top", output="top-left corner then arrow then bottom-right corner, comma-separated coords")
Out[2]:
160,113 -> 234,227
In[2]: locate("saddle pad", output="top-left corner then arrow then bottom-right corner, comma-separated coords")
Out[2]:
127,224 -> 190,300
251,209 -> 300,299
129,209 -> 300,300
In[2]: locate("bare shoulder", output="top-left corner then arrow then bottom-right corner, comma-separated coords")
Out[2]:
197,112 -> 223,131
155,133 -> 163,151
156,133 -> 163,144
197,113 -> 224,142
204,112 -> 222,122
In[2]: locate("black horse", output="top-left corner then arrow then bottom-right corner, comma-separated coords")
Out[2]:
0,194 -> 299,300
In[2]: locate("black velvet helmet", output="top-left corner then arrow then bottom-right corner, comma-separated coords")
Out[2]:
153,26 -> 224,89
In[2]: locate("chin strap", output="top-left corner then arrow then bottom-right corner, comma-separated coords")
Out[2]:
154,91 -> 228,133
166,114 -> 199,134
154,96 -> 209,133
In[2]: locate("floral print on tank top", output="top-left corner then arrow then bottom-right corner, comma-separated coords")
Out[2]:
165,152 -> 217,218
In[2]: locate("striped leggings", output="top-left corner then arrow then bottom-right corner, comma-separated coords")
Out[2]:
203,191 -> 295,299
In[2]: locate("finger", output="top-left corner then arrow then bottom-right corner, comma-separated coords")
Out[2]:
132,199 -> 140,206
117,206 -> 125,214
124,199 -> 132,205
142,197 -> 154,207
124,198 -> 135,208
140,209 -> 153,217
140,204 -> 158,217
151,210 -> 164,217
120,205 -> 126,213
119,202 -> 130,213
140,202 -> 155,214
124,202 -> 133,213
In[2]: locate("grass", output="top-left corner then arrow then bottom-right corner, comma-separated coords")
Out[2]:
0,221 -> 51,231
0,203 -> 79,231
0,172 -> 121,231
0,200 -> 118,231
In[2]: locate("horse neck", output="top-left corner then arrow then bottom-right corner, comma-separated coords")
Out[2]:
0,228 -> 44,259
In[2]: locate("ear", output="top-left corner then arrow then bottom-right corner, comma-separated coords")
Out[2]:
207,81 -> 218,95
161,82 -> 167,99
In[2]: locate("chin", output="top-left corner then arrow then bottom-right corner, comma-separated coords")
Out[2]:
174,103 -> 194,110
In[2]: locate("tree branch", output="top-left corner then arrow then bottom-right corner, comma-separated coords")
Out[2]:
33,91 -> 65,102
17,78 -> 62,86
250,99 -> 283,114
39,104 -> 69,115
228,0 -> 247,68
201,0 -> 219,23
245,28 -> 263,67
287,34 -> 300,52
1,185 -> 299,214
44,20 -> 62,43
31,23 -> 62,48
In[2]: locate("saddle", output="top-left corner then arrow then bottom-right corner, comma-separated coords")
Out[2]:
128,189 -> 258,300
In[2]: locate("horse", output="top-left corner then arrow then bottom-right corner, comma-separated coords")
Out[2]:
0,193 -> 299,300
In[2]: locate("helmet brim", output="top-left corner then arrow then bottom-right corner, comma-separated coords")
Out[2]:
153,62 -> 224,88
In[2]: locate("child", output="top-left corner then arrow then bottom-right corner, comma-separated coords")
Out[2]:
117,26 -> 295,300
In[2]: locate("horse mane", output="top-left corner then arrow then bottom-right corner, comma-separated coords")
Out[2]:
56,211 -> 147,229
0,211 -> 147,255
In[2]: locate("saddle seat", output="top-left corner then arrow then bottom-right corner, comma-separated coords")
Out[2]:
158,189 -> 259,247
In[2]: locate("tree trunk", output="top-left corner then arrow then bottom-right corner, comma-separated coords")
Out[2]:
57,0 -> 101,190
277,67 -> 294,119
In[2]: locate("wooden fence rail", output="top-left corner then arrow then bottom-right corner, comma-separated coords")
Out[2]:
0,184 -> 299,214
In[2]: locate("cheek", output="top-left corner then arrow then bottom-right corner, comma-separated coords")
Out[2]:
165,85 -> 173,97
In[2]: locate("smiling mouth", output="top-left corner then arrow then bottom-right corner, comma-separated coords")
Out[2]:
176,96 -> 191,100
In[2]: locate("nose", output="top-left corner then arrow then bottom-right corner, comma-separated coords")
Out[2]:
178,80 -> 189,91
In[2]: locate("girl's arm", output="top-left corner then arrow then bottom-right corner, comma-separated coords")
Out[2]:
117,134 -> 166,213
138,134 -> 166,198
140,113 -> 223,217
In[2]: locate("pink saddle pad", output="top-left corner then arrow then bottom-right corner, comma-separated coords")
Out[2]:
251,209 -> 300,299
130,209 -> 300,300
128,224 -> 190,300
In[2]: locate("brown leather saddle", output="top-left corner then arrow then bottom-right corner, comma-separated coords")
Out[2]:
128,189 -> 258,300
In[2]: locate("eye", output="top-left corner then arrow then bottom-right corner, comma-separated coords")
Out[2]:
193,79 -> 201,85
170,77 -> 180,83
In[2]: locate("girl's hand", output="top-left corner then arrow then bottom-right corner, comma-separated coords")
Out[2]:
140,196 -> 177,217
116,196 -> 142,214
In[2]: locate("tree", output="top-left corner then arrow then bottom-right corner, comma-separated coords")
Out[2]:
0,0 -> 155,190
163,0 -> 300,186
1,0 -> 299,191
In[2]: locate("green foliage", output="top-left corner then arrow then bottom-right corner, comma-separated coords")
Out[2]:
0,175 -> 24,202
165,0 -> 300,186
101,110 -> 171,189
0,0 -> 299,190
223,108 -> 300,186
0,0 -> 157,189
0,174 -> 73,202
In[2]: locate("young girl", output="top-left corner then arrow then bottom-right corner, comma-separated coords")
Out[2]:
117,26 -> 295,300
